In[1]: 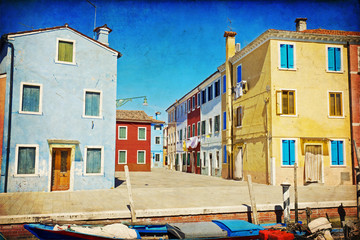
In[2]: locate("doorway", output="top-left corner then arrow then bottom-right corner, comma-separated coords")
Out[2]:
305,145 -> 322,183
51,148 -> 71,191
234,147 -> 243,180
209,153 -> 213,176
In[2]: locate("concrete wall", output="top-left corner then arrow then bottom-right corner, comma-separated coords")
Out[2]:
0,28 -> 117,192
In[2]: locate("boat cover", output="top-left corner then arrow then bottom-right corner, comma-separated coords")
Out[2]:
166,222 -> 228,239
212,220 -> 264,237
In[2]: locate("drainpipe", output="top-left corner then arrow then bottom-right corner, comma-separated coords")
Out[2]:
2,36 -> 14,193
347,41 -> 356,184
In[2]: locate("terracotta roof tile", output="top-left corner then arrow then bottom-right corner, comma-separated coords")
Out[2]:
301,29 -> 360,36
116,110 -> 165,124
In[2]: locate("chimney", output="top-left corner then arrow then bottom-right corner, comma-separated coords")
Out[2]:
93,24 -> 112,46
295,18 -> 307,31
235,43 -> 241,52
224,31 -> 237,61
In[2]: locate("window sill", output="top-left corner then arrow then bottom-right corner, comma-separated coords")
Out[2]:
279,114 -> 298,118
330,165 -> 346,168
278,67 -> 296,71
19,111 -> 42,115
328,115 -> 345,119
84,173 -> 104,176
13,174 -> 40,177
137,163 -> 146,165
82,115 -> 103,119
281,165 -> 295,168
55,60 -> 76,66
235,126 -> 242,129
138,139 -> 147,141
118,163 -> 127,165
326,70 -> 344,74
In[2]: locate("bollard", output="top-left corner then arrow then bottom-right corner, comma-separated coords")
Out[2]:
281,182 -> 291,224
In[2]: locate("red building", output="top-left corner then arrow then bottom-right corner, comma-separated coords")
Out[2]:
115,110 -> 152,172
186,91 -> 201,174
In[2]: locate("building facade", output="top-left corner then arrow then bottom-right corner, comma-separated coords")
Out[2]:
115,110 -> 153,172
175,98 -> 187,172
0,24 -> 121,192
151,118 -> 166,168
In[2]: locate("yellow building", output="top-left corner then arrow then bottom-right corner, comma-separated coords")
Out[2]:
223,18 -> 360,186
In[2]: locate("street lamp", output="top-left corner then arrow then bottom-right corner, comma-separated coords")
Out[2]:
116,96 -> 148,107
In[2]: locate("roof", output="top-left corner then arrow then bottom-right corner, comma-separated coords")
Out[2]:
3,24 -> 122,58
300,29 -> 360,36
116,110 -> 165,124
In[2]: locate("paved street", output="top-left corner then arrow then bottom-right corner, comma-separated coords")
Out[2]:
0,168 -> 356,224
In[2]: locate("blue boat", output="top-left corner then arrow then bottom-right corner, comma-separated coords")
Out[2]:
24,220 -> 265,240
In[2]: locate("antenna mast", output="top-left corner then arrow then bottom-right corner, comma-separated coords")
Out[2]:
86,0 -> 97,39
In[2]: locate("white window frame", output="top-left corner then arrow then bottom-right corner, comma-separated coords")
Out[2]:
55,38 -> 76,65
215,151 -> 220,168
155,153 -> 161,162
84,146 -> 104,176
83,89 -> 103,119
202,152 -> 206,167
197,121 -> 201,136
188,99 -> 191,113
278,42 -> 296,71
19,82 -> 43,115
138,127 -> 147,141
14,144 -> 39,177
326,45 -> 344,73
118,150 -> 127,164
192,96 -> 195,110
137,150 -> 146,164
276,89 -> 298,117
329,139 -> 346,167
208,118 -> 213,134
197,93 -> 200,108
214,115 -> 220,132
280,138 -> 297,167
155,136 -> 161,145
118,126 -> 127,140
328,90 -> 345,119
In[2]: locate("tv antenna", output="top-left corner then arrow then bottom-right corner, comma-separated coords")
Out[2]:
227,18 -> 233,32
86,0 -> 97,39
18,23 -> 34,30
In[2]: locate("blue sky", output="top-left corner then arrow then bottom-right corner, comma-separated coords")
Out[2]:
1,0 -> 359,122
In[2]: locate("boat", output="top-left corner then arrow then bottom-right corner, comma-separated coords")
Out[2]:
24,219 -> 265,240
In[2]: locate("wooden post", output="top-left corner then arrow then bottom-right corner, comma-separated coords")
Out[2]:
247,175 -> 259,225
353,140 -> 360,219
294,162 -> 298,223
124,165 -> 137,223
281,183 -> 291,224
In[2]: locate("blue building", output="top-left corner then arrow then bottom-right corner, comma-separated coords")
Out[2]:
0,24 -> 121,192
151,115 -> 165,168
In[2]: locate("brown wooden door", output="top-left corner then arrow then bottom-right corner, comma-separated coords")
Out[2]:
51,148 -> 71,191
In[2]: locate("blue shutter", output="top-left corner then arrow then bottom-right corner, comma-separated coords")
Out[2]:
282,140 -> 289,165
223,75 -> 226,93
18,147 -> 35,174
85,92 -> 100,116
223,112 -> 226,130
224,145 -> 227,163
280,44 -> 287,68
328,47 -> 335,71
22,85 -> 40,112
335,48 -> 341,71
237,65 -> 242,83
338,141 -> 344,165
289,140 -> 295,165
331,141 -> 338,165
287,45 -> 294,69
87,148 -> 101,173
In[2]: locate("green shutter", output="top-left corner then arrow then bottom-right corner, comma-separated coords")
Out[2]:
119,127 -> 126,139
18,147 -> 36,174
197,152 -> 200,167
86,148 -> 101,173
58,41 -> 73,62
139,128 -> 146,140
138,151 -> 145,164
119,151 -> 126,164
22,85 -> 40,112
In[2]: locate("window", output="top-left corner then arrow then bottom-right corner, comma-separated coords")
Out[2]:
208,85 -> 213,101
214,115 -> 220,132
155,136 -> 160,144
197,93 -> 200,107
180,129 -> 183,141
201,89 -> 206,104
188,125 -> 191,138
203,152 -> 206,167
236,106 -> 243,127
182,153 -> 186,165
84,90 -> 101,117
223,112 -> 226,130
201,120 -> 206,135
192,123 -> 195,137
223,75 -> 226,93
279,43 -> 295,69
327,46 -> 342,72
155,153 -> 160,162
197,122 -> 201,136
277,90 -> 296,115
118,150 -> 127,164
237,65 -> 242,83
138,127 -> 146,140
282,140 -> 295,166
184,128 -> 186,140
188,99 -> 191,113
137,150 -> 146,164
329,92 -> 343,117
118,126 -> 127,140
15,144 -> 38,175
85,147 -> 103,174
215,80 -> 220,97
20,83 -> 42,114
192,96 -> 195,110
197,152 -> 200,167
187,153 -> 190,165
57,39 -> 75,64
223,145 -> 227,163
154,125 -> 162,130
208,118 -> 213,134
216,151 -> 220,168
330,140 -> 344,166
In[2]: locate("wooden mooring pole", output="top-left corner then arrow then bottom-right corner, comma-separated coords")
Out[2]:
247,175 -> 259,225
353,140 -> 360,219
294,162 -> 298,223
124,165 -> 137,223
